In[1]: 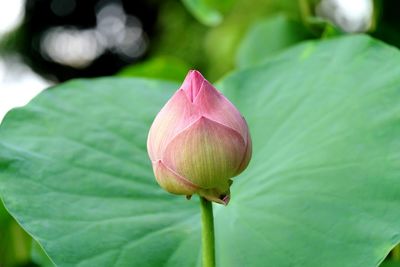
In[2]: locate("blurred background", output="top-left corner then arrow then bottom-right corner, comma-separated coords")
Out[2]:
1,0 -> 400,266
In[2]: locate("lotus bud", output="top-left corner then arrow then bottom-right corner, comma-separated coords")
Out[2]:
147,70 -> 252,205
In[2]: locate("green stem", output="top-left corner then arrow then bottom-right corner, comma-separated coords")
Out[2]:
200,197 -> 215,267
298,0 -> 311,26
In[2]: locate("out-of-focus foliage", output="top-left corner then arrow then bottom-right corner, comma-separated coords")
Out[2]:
180,0 -> 222,26
204,0 -> 302,79
118,56 -> 190,81
0,201 -> 31,267
149,0 -> 208,74
236,14 -> 313,68
381,261 -> 400,267
1,0 -> 400,82
372,0 -> 400,49
180,0 -> 237,26
1,35 -> 400,267
131,0 -> 311,80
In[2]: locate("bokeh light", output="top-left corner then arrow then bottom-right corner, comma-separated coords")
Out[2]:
0,0 -> 24,35
316,0 -> 373,32
0,1 -> 51,122
40,1 -> 147,69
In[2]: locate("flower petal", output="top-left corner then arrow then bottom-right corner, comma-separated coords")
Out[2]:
147,89 -> 199,161
235,131 -> 252,176
180,70 -> 205,102
152,160 -> 198,195
194,80 -> 250,141
162,116 -> 246,189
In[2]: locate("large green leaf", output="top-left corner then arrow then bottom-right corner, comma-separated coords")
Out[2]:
0,79 -> 201,266
1,35 -> 400,266
217,35 -> 400,266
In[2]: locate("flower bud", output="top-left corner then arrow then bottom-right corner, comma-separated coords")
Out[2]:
147,70 -> 252,205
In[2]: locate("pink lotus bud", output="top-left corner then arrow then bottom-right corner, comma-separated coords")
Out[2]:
147,70 -> 252,205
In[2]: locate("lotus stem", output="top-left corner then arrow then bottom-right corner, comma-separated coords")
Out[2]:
200,196 -> 215,267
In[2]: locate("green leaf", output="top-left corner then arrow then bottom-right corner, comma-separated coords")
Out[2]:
1,35 -> 400,266
118,57 -> 190,82
181,0 -> 223,26
0,78 -> 201,266
218,35 -> 400,266
236,14 -> 312,68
